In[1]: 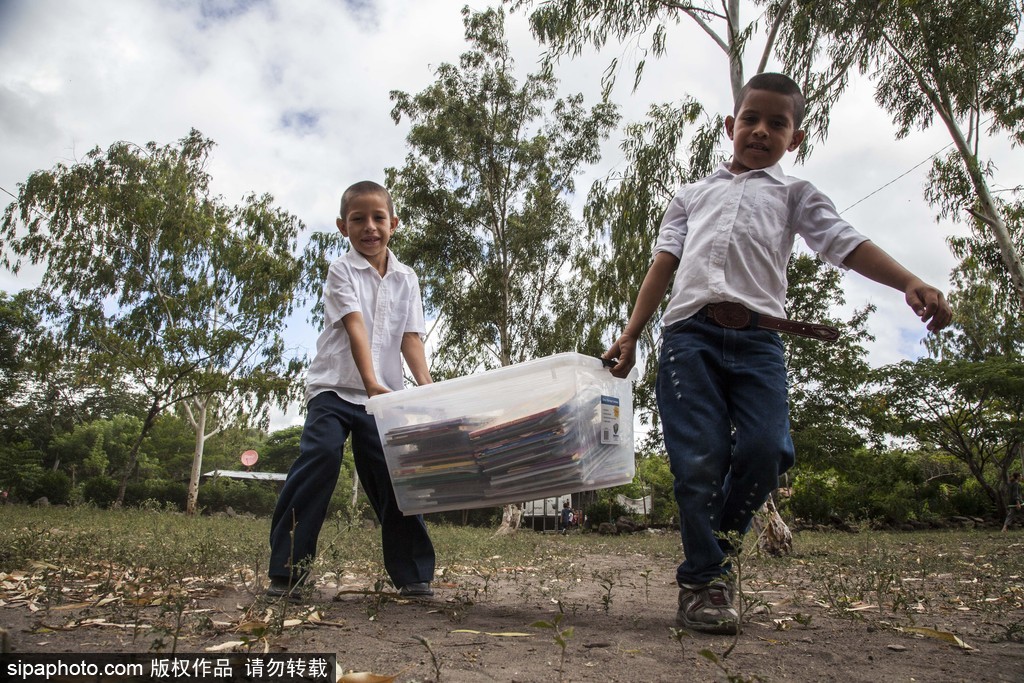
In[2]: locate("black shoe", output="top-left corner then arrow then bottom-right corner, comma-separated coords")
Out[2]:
398,582 -> 434,597
266,577 -> 304,603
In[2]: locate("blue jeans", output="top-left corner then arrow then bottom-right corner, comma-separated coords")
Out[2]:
657,312 -> 795,586
268,391 -> 435,588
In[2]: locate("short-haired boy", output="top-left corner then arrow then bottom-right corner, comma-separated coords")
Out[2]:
603,73 -> 952,634
268,180 -> 436,600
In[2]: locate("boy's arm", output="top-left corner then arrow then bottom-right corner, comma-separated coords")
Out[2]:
841,241 -> 952,332
340,311 -> 390,397
401,332 -> 433,386
602,251 -> 680,378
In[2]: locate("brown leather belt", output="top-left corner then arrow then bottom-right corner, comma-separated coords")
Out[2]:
702,302 -> 840,343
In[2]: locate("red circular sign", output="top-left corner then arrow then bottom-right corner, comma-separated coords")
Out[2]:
240,450 -> 259,467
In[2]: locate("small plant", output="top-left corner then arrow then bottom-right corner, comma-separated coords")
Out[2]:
149,588 -> 191,655
996,616 -> 1024,644
592,569 -> 616,612
366,577 -> 388,620
669,626 -> 690,653
413,635 -> 443,682
443,590 -> 474,623
699,649 -> 765,682
792,612 -> 813,627
640,568 -> 653,603
532,611 -> 574,683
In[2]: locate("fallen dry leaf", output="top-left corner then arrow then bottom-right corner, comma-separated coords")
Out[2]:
897,626 -> 975,650
449,629 -> 532,637
235,621 -> 269,634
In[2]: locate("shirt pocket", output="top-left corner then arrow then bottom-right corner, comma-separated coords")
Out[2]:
389,297 -> 411,331
749,187 -> 790,253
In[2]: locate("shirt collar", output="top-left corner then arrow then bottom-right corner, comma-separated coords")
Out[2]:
341,247 -> 413,276
715,161 -> 788,183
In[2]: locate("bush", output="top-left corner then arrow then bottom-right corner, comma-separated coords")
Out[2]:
584,497 -> 630,526
81,476 -> 120,508
424,507 -> 503,527
197,478 -> 277,516
123,479 -> 187,511
19,470 -> 72,505
789,469 -> 853,523
945,479 -> 991,517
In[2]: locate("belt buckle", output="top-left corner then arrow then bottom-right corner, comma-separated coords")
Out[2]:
710,302 -> 751,329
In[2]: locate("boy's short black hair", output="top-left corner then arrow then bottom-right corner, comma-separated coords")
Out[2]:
340,180 -> 396,218
734,72 -> 806,129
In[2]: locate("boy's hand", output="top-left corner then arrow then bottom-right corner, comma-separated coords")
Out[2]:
365,382 -> 391,397
905,278 -> 952,332
602,333 -> 637,379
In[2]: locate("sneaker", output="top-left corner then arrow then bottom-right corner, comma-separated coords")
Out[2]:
265,577 -> 305,603
397,582 -> 434,597
676,580 -> 739,634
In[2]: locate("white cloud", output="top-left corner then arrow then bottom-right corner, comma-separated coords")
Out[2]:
1,0 -> 1020,432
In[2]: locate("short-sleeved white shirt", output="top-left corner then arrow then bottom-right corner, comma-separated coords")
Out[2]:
305,248 -> 426,405
654,162 -> 869,326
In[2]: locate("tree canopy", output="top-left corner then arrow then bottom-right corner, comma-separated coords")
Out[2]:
1,129 -> 317,512
387,6 -> 619,376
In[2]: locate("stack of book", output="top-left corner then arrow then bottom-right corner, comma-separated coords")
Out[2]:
385,394 -> 616,510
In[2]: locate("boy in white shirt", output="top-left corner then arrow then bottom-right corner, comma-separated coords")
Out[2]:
603,73 -> 951,633
268,181 -> 436,601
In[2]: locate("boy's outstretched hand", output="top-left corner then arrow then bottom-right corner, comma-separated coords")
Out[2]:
842,241 -> 953,334
905,278 -> 952,332
602,333 -> 637,379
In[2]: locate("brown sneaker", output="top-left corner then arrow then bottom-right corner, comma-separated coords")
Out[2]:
676,580 -> 739,634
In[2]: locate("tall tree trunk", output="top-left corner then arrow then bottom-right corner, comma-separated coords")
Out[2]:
116,400 -> 162,507
185,399 -> 209,515
494,503 -> 523,536
350,466 -> 359,508
883,32 -> 1024,307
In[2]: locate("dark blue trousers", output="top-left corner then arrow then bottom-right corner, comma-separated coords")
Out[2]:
268,391 -> 435,588
657,313 -> 795,586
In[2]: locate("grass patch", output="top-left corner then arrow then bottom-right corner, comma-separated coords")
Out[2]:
1,506 -> 1020,645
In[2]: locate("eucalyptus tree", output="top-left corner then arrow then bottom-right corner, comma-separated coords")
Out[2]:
794,0 -> 1024,306
0,130 -> 314,513
0,291 -> 34,402
386,6 -> 618,531
511,0 -> 865,147
386,6 -> 619,375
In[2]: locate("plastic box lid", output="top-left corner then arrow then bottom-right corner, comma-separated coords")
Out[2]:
365,353 -> 637,514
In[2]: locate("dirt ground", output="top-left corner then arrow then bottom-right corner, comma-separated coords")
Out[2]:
2,538 -> 1022,683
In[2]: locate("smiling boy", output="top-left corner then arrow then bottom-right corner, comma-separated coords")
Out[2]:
267,181 -> 436,601
603,73 -> 951,634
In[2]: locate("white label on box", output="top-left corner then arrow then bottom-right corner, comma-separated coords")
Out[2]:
600,395 -> 621,445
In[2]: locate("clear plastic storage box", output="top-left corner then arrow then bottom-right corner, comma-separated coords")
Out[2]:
365,353 -> 637,514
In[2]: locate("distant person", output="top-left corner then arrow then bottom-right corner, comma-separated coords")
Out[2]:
1003,472 -> 1022,532
267,180 -> 436,601
603,73 -> 951,634
560,500 -> 572,534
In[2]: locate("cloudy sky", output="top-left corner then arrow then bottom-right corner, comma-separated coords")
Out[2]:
2,0 -> 1020,430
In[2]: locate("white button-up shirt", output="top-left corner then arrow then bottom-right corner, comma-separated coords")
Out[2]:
654,162 -> 868,326
305,248 -> 426,405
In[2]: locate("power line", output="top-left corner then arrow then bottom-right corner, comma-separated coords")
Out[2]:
839,140 -> 955,215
